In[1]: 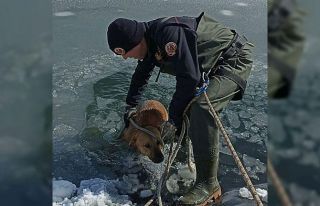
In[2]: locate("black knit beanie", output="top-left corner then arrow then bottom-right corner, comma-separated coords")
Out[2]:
107,18 -> 146,54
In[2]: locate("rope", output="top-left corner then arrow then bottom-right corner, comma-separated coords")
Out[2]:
203,92 -> 263,206
129,118 -> 164,146
268,157 -> 293,206
145,97 -> 198,206
145,90 -> 264,206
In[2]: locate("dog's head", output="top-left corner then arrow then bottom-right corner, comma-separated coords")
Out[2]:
122,100 -> 168,163
129,126 -> 164,163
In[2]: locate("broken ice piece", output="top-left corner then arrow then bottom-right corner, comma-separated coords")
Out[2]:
53,180 -> 76,202
140,189 -> 153,198
239,187 -> 268,202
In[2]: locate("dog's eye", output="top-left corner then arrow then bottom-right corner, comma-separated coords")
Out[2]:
144,143 -> 151,148
157,140 -> 161,145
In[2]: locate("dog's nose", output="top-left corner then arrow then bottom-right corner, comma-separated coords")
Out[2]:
153,153 -> 164,163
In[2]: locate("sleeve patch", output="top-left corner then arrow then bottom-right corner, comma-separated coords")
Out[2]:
165,42 -> 177,56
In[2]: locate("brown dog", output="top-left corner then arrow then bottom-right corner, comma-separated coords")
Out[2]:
121,100 -> 168,163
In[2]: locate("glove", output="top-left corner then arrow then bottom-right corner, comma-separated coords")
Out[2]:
161,119 -> 177,140
124,105 -> 137,128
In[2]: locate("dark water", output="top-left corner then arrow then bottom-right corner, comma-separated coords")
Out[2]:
52,0 -> 267,205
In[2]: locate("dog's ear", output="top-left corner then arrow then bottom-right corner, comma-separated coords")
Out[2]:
136,100 -> 168,127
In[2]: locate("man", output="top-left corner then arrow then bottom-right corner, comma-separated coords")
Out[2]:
107,12 -> 253,205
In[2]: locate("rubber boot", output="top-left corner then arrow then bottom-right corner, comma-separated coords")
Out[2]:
177,102 -> 222,206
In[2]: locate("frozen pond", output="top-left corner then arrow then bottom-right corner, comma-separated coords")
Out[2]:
52,0 -> 267,205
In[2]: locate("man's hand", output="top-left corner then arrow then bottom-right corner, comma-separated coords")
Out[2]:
124,105 -> 137,128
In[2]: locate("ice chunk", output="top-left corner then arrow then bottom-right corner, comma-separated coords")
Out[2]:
226,111 -> 241,129
256,188 -> 268,202
239,187 -> 267,202
243,120 -> 254,130
53,180 -> 76,202
116,174 -> 143,194
177,163 -> 196,188
251,112 -> 267,127
239,187 -> 252,199
53,89 -> 58,98
140,190 -> 153,198
78,178 -> 118,195
166,173 -> 180,194
239,110 -> 252,119
177,164 -> 196,180
243,154 -> 266,180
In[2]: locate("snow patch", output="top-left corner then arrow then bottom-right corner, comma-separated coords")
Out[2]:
220,10 -> 234,16
235,2 -> 248,7
53,189 -> 132,206
239,187 -> 267,202
53,178 -> 134,206
54,11 -> 75,17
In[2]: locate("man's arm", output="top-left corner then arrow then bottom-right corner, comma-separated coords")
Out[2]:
157,25 -> 201,129
126,58 -> 155,107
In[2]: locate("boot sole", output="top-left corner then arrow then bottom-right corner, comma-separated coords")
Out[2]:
175,187 -> 222,206
197,187 -> 222,206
